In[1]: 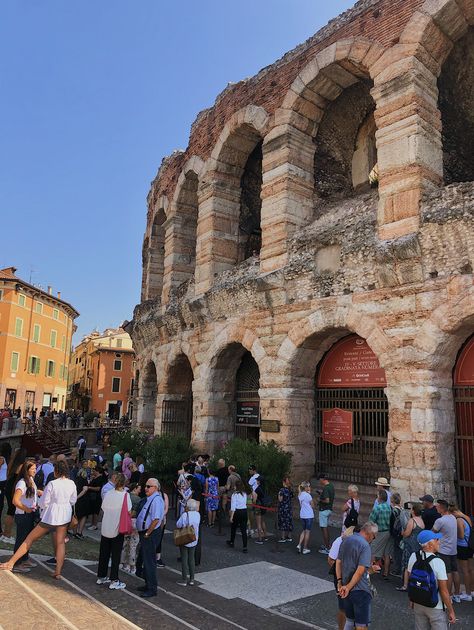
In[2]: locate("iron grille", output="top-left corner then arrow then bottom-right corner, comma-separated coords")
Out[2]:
454,386 -> 474,516
161,399 -> 192,442
315,387 -> 389,485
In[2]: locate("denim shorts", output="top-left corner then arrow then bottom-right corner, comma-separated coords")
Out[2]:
343,589 -> 372,626
301,518 -> 313,531
319,509 -> 332,528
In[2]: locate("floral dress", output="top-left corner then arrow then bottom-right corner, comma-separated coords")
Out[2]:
277,487 -> 294,532
206,476 -> 219,512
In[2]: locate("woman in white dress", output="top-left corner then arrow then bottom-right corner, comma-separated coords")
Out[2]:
0,459 -> 77,578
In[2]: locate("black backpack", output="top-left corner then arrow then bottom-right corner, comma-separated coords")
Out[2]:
34,466 -> 45,490
390,506 -> 403,539
344,498 -> 359,528
407,552 -> 439,608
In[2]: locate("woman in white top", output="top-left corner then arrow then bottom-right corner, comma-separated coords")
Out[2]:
297,481 -> 315,555
176,498 -> 201,586
12,460 -> 39,572
226,479 -> 248,553
96,473 -> 132,590
0,459 -> 76,578
341,484 -> 360,533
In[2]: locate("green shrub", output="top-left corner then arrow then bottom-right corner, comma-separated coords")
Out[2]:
211,438 -> 292,500
146,435 -> 193,491
110,429 -> 149,460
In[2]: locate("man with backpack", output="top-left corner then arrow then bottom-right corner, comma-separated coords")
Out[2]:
407,530 -> 456,628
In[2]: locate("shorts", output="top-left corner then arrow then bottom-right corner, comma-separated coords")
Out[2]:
343,589 -> 372,626
438,552 -> 458,573
457,545 -> 474,561
301,518 -> 314,531
255,507 -> 265,516
319,509 -> 332,528
337,595 -> 345,611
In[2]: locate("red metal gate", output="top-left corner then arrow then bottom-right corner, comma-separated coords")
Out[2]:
454,336 -> 474,515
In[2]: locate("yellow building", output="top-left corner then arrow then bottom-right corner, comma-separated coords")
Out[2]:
0,267 -> 79,414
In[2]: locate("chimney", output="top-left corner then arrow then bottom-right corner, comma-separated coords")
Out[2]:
48,286 -> 52,295
57,291 -> 61,299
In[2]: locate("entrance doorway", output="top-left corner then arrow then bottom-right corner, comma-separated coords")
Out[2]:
314,334 -> 389,484
454,335 -> 474,515
235,351 -> 260,442
161,355 -> 193,442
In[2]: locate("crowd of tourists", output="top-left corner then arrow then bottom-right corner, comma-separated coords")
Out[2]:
1,442 -> 473,629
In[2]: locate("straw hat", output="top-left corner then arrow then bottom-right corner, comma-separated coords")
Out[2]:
375,477 -> 390,487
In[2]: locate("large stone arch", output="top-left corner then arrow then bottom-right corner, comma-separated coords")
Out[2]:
143,195 -> 169,302
137,359 -> 159,432
262,38 -> 385,273
194,105 -> 270,294
162,156 -> 205,304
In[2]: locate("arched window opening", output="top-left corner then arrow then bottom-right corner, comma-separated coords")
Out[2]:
235,351 -> 260,442
453,334 -> 474,514
238,140 -> 263,262
315,334 -> 388,485
141,362 -> 157,431
147,209 -> 166,300
175,172 -> 198,285
439,28 -> 474,184
314,81 -> 376,199
162,355 -> 194,442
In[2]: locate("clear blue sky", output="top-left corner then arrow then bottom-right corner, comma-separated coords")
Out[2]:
0,0 -> 354,342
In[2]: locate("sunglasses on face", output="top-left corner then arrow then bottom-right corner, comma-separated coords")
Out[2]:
145,485 -> 156,489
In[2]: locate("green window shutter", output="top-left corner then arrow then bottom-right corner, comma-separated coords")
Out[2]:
11,352 -> 19,372
36,358 -> 40,374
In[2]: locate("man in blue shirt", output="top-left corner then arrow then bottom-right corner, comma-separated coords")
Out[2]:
135,478 -> 165,598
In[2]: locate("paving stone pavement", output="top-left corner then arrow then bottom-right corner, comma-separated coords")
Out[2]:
1,518 -> 474,629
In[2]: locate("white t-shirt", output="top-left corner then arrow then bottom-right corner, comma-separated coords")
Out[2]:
40,477 -> 77,525
15,478 -> 37,514
408,551 -> 447,610
248,474 -> 259,492
41,462 -> 54,480
176,510 -> 201,548
231,492 -> 248,511
101,489 -> 132,538
329,535 -> 343,561
138,464 -> 144,474
299,491 -> 314,518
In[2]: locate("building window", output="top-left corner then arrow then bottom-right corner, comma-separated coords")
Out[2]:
114,360 -> 122,371
61,335 -> 66,351
112,377 -> 121,393
15,317 -> 23,337
116,339 -> 122,348
28,356 -> 40,374
50,330 -> 57,348
35,302 -> 43,314
46,360 -> 55,377
53,308 -> 59,320
18,294 -> 26,307
11,352 -> 19,372
33,324 -> 41,343
0,289 -> 3,300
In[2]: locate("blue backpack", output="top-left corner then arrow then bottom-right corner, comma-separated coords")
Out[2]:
408,552 -> 439,608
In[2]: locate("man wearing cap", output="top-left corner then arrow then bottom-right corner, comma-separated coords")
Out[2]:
419,495 -> 440,530
407,530 -> 456,628
432,499 -> 460,597
373,477 -> 391,508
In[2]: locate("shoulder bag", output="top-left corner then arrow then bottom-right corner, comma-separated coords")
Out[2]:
119,493 -> 133,535
173,512 -> 196,547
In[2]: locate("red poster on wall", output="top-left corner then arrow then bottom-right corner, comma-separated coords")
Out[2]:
454,337 -> 474,385
322,408 -> 353,446
318,335 -> 387,388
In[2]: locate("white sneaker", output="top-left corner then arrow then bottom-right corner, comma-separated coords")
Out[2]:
109,580 -> 126,590
452,595 -> 461,604
459,593 -> 472,601
302,548 -> 311,555
1,535 -> 15,545
296,544 -> 301,553
96,577 -> 111,585
176,581 -> 188,587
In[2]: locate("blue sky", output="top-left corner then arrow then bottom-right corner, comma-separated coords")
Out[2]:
0,0 -> 354,342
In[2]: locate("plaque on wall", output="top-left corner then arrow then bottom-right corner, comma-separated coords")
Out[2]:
260,419 -> 280,433
322,407 -> 353,446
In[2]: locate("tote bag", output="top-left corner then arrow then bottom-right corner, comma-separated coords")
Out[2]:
118,493 -> 133,535
173,512 -> 196,547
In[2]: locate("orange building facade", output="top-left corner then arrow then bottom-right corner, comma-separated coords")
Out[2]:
67,328 -> 135,419
0,267 -> 79,414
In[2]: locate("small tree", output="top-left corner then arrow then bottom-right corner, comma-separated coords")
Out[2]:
110,428 -> 149,460
146,435 -> 193,491
212,438 -> 292,500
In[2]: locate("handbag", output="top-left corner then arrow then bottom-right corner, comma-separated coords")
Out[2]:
119,493 -> 133,535
173,512 -> 196,547
70,506 -> 78,529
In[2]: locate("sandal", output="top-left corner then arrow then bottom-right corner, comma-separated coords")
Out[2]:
51,574 -> 62,580
396,586 -> 407,591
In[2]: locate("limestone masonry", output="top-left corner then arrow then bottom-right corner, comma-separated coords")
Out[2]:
128,0 -> 474,509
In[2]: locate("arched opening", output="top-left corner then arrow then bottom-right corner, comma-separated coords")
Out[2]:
140,361 -> 157,430
141,237 -> 149,301
314,80 -> 377,199
453,334 -> 474,514
315,334 -> 388,484
235,351 -> 261,442
147,209 -> 166,300
439,28 -> 474,184
238,140 -> 263,262
174,171 -> 198,285
161,355 -> 194,442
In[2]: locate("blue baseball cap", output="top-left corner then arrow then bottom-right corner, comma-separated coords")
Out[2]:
417,530 -> 443,546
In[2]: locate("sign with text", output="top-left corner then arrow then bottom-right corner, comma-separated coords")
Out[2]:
322,408 -> 353,446
318,335 -> 387,388
236,401 -> 260,426
260,419 -> 280,433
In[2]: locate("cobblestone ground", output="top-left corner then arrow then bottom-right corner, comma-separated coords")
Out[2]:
1,515 -> 474,629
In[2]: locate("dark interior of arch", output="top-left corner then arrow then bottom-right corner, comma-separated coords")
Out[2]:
439,28 -> 474,184
314,80 -> 375,198
177,172 -> 198,276
166,355 -> 193,396
236,351 -> 260,394
238,140 -> 263,262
